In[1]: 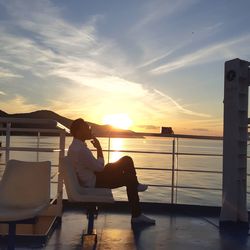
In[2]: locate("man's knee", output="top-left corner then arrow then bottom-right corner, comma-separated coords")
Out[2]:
121,156 -> 133,165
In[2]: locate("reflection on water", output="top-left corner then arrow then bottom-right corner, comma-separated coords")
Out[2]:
109,138 -> 123,163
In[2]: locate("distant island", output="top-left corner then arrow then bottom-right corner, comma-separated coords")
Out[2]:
0,110 -> 142,138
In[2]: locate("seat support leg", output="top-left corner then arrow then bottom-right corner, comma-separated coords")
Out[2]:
87,211 -> 94,234
82,206 -> 98,248
8,222 -> 16,250
86,206 -> 98,234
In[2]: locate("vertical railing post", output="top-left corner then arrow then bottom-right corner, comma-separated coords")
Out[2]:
5,122 -> 11,164
171,138 -> 175,204
57,129 -> 66,217
175,138 -> 179,204
107,137 -> 111,163
36,131 -> 40,162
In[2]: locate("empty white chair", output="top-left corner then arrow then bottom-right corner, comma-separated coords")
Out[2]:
0,160 -> 51,250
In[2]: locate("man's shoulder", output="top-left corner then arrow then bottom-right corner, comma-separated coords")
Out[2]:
69,139 -> 89,152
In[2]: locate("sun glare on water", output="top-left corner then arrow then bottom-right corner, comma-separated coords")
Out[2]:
103,113 -> 133,130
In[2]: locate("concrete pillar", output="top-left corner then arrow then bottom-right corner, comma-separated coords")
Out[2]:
220,58 -> 250,230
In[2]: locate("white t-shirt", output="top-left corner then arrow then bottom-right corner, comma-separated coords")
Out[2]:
67,138 -> 104,187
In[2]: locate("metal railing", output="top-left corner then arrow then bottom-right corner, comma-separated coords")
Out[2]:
102,133 -> 250,206
103,137 -> 225,204
0,118 -> 249,208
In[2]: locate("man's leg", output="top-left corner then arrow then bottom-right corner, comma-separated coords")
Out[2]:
95,156 -> 141,217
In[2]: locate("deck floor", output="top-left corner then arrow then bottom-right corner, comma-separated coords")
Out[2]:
1,206 -> 250,250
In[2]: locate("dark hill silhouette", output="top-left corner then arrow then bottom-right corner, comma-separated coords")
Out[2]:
0,110 -> 140,137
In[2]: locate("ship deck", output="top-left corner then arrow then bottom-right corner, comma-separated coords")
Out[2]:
1,202 -> 249,250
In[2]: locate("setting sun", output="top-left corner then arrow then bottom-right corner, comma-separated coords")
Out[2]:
103,113 -> 133,130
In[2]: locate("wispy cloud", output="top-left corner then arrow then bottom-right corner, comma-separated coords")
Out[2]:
204,22 -> 224,32
153,89 -> 211,118
0,1 -> 161,99
0,90 -> 6,95
137,49 -> 175,69
131,0 -> 199,32
151,34 -> 250,75
0,66 -> 22,78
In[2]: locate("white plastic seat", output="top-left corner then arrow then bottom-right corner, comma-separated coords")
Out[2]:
61,156 -> 114,240
0,160 -> 51,221
61,156 -> 114,203
0,160 -> 51,249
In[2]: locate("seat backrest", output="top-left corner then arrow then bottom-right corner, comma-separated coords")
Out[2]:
0,160 -> 51,208
60,156 -> 83,201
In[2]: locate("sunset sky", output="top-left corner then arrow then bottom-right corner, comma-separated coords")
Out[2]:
0,0 -> 250,135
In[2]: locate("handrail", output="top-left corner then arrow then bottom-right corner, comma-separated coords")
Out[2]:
135,167 -> 223,173
0,128 -> 67,133
0,120 -> 249,208
102,149 -> 224,157
0,117 -> 69,133
148,184 -> 222,191
0,117 -> 58,125
0,147 -> 58,152
132,132 -> 223,140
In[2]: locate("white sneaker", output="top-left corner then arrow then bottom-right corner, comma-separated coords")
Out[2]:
131,214 -> 156,225
137,183 -> 148,192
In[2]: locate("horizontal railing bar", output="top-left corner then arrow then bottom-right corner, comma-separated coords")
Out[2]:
0,118 -> 69,132
137,168 -> 248,175
135,167 -> 223,174
176,152 -> 222,157
135,132 -> 223,140
135,167 -> 169,171
0,128 -> 65,133
148,184 -> 222,191
167,168 -> 222,174
101,149 -> 223,157
0,117 -> 58,125
0,162 -> 59,167
0,147 -> 59,152
102,149 -> 173,155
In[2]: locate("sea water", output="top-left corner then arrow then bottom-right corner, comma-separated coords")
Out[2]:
0,135 -> 249,209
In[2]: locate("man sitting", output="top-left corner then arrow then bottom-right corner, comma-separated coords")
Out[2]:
67,118 -> 155,225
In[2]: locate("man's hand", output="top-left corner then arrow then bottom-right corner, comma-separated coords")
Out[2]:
91,137 -> 104,159
91,137 -> 101,149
